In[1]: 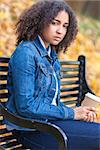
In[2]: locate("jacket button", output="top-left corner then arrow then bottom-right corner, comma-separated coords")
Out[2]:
52,88 -> 56,91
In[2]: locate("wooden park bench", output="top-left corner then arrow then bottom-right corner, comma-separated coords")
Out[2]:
0,55 -> 93,150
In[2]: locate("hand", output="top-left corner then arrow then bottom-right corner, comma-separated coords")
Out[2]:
85,111 -> 97,122
73,106 -> 97,122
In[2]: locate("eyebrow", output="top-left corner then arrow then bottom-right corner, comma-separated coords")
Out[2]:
54,19 -> 69,25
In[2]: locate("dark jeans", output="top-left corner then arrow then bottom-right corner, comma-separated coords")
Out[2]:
13,120 -> 100,150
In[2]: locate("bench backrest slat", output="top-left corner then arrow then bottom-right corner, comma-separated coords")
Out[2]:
0,75 -> 8,80
0,93 -> 8,99
0,84 -> 7,90
0,67 -> 8,72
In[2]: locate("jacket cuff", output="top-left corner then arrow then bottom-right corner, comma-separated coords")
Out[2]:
62,106 -> 74,119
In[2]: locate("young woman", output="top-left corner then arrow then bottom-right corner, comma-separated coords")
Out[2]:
6,0 -> 99,149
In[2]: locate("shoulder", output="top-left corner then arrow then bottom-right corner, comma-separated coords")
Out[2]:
9,41 -> 41,66
11,41 -> 40,59
17,41 -> 38,55
9,41 -> 39,69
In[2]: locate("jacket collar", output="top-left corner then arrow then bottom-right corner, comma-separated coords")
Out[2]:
33,36 -> 58,61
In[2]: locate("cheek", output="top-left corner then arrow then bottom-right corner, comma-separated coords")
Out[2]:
44,27 -> 53,37
48,28 -> 54,35
63,29 -> 67,37
46,29 -> 55,39
47,24 -> 57,33
42,30 -> 50,39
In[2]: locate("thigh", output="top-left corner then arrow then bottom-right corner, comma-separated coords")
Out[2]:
13,120 -> 100,150
51,120 -> 100,150
13,130 -> 58,150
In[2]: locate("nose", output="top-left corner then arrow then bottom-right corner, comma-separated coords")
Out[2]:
56,25 -> 63,34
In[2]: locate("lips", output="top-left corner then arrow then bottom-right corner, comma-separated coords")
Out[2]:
54,36 -> 62,41
54,36 -> 62,40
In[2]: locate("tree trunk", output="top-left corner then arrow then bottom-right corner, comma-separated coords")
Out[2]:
66,0 -> 100,19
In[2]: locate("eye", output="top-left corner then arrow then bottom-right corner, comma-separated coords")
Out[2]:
63,24 -> 69,29
51,20 -> 58,25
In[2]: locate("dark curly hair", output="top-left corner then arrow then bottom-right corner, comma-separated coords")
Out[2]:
16,0 -> 78,52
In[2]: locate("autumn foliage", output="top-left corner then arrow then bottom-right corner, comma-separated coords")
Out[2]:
0,0 -> 100,96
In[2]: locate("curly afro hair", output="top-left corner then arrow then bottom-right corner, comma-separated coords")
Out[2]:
16,0 -> 78,52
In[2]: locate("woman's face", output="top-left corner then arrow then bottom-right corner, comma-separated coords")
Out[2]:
40,10 -> 69,48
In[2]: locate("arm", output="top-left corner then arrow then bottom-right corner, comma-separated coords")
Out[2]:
11,45 -> 74,120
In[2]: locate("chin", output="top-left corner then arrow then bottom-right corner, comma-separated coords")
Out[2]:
52,41 -> 60,45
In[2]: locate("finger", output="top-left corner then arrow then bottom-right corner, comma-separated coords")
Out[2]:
86,107 -> 96,112
88,112 -> 94,122
87,112 -> 96,122
82,115 -> 88,122
86,113 -> 92,122
83,112 -> 92,122
85,113 -> 91,122
92,112 -> 97,122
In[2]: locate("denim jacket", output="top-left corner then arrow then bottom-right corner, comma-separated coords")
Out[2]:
5,36 -> 74,130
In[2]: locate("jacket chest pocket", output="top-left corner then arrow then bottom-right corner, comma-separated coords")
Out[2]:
39,63 -> 49,77
37,63 -> 52,90
39,63 -> 54,76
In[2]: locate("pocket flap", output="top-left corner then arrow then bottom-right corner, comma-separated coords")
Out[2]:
39,63 -> 48,76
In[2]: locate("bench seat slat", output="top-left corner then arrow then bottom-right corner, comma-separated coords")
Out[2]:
0,128 -> 11,134
6,144 -> 23,150
1,141 -> 22,149
0,132 -> 12,138
0,135 -> 17,143
0,139 -> 17,146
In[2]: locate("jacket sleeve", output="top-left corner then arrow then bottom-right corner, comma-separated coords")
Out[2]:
11,45 -> 74,120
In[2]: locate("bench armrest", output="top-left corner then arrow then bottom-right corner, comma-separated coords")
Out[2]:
0,103 -> 67,150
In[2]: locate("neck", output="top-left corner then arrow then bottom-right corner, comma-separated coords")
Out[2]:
39,35 -> 49,48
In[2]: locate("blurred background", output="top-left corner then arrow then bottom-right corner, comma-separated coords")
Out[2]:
0,0 -> 100,96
